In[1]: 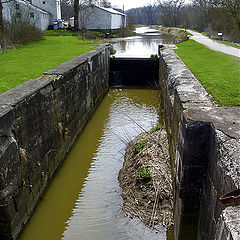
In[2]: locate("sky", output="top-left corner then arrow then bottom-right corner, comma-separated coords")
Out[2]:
109,0 -> 156,10
109,0 -> 192,10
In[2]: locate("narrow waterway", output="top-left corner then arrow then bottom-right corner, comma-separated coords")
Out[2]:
18,89 -> 162,240
18,27 -> 174,240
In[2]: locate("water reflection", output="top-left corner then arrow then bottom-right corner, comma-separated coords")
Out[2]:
112,27 -> 175,58
62,89 -> 164,240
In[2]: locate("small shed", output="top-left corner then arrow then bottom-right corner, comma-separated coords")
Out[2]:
78,5 -> 126,30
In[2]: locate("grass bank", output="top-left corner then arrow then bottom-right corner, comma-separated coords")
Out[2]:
217,41 -> 240,49
0,36 -> 100,94
154,26 -> 188,43
174,40 -> 240,107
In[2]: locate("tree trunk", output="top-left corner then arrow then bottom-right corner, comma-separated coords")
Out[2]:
74,0 -> 79,30
0,1 -> 4,38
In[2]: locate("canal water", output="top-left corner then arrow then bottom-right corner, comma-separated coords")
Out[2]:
18,27 -> 174,240
112,27 -> 175,58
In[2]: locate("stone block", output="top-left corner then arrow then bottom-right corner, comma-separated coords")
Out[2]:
0,45 -> 111,239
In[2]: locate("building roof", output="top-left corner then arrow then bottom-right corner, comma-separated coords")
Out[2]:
95,5 -> 126,16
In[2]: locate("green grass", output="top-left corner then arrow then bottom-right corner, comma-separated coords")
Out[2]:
44,29 -> 76,36
0,36 -> 100,94
201,31 -> 208,36
217,40 -> 240,49
186,31 -> 193,36
133,24 -> 141,28
199,31 -> 240,49
174,40 -> 240,107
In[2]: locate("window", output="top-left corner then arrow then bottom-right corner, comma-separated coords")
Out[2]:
16,3 -> 20,10
30,12 -> 34,18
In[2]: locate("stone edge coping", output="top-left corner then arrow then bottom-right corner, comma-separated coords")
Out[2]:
159,47 -> 213,106
160,46 -> 240,140
0,44 -> 111,119
160,45 -> 240,203
0,75 -> 61,118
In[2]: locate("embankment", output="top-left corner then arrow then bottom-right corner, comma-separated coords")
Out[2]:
0,44 -> 111,240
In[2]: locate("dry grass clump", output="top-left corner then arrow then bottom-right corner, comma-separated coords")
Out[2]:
118,128 -> 173,230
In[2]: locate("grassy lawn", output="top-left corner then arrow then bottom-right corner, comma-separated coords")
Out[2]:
44,29 -> 76,36
0,36 -> 100,94
174,40 -> 240,107
217,40 -> 240,49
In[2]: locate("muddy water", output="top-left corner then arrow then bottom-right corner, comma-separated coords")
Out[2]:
18,89 -> 169,240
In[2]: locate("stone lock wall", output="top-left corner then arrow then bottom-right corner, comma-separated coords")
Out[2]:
0,44 -> 111,240
158,46 -> 240,240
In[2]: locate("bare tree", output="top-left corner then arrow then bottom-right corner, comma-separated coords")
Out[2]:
73,0 -> 79,30
74,0 -> 97,30
126,5 -> 162,25
192,0 -> 209,29
142,4 -> 159,25
99,0 -> 111,8
0,0 -> 3,38
211,0 -> 240,32
158,0 -> 185,27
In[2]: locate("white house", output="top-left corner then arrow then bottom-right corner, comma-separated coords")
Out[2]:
30,0 -> 61,25
78,5 -> 126,30
1,0 -> 61,31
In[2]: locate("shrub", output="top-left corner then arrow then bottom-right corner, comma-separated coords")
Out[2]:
1,19 -> 43,50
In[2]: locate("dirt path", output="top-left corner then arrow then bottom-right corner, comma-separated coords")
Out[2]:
187,30 -> 240,58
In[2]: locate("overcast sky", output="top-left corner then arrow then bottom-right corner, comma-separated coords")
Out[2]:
109,0 -> 191,10
109,0 -> 156,10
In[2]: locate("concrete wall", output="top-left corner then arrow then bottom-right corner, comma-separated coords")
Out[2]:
158,46 -> 240,240
0,44 -> 111,240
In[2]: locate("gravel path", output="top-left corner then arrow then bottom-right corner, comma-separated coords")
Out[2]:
187,30 -> 240,58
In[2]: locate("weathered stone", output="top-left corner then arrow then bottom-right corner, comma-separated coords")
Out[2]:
215,206 -> 240,240
159,47 -> 240,240
0,45 -> 111,240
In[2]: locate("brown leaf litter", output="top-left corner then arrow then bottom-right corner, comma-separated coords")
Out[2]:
118,128 -> 173,230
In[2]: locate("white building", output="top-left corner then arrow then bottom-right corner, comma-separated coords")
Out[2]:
30,0 -> 61,25
1,0 -> 61,31
78,5 -> 126,30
